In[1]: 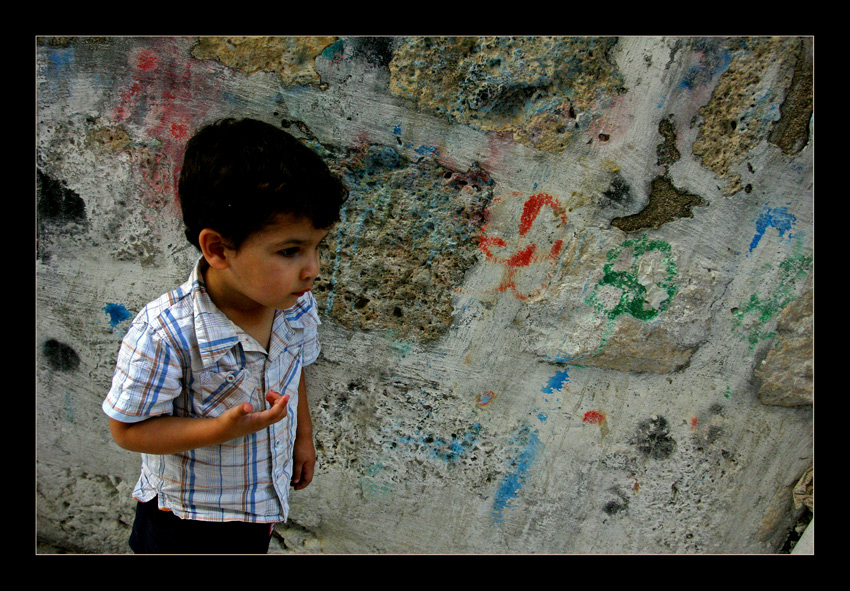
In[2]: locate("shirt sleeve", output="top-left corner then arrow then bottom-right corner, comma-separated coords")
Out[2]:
102,321 -> 184,423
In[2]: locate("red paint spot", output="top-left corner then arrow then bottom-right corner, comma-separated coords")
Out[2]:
508,244 -> 537,268
690,417 -> 698,429
136,49 -> 158,72
583,410 -> 606,424
170,121 -> 188,140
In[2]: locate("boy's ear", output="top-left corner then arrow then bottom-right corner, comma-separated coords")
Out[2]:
198,228 -> 231,270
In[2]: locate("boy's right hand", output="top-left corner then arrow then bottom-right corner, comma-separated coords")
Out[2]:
217,390 -> 290,440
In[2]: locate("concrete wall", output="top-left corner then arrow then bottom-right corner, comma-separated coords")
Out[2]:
36,36 -> 814,554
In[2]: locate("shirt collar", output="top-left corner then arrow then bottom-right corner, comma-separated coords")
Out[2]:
188,258 -> 302,368
187,258 -> 240,369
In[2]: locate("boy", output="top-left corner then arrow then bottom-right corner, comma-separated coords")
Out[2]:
102,118 -> 348,554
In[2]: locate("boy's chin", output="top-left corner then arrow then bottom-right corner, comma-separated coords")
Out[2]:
281,292 -> 307,309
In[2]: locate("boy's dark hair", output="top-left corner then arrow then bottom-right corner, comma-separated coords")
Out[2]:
178,118 -> 348,250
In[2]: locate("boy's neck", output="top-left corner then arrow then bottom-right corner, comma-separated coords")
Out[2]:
201,261 -> 275,350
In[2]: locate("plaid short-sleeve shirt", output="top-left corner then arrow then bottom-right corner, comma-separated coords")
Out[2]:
102,258 -> 321,524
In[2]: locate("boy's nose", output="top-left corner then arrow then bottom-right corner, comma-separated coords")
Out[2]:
301,251 -> 320,281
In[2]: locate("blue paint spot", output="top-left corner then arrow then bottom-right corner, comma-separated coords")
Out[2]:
749,206 -> 797,253
414,145 -> 439,157
103,303 -> 132,328
542,369 -> 570,394
393,124 -> 402,135
492,426 -> 541,523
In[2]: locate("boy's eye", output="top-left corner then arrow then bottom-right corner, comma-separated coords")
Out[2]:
278,247 -> 300,257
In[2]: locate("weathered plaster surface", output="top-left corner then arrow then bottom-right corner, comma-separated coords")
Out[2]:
37,36 -> 813,554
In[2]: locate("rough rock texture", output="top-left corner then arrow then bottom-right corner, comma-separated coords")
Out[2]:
754,285 -> 814,406
36,36 -> 813,554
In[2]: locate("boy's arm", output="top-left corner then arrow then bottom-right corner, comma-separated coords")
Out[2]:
110,390 -> 290,455
291,369 -> 316,490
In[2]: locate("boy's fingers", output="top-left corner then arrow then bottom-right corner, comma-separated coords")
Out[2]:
265,389 -> 281,404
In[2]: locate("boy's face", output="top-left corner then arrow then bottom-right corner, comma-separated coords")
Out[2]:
216,214 -> 330,313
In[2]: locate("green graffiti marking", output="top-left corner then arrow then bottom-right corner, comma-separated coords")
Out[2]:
731,250 -> 812,348
586,234 -> 678,322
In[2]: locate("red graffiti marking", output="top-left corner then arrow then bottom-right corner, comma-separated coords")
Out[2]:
111,40 -> 220,212
136,49 -> 159,72
583,410 -> 606,424
478,192 -> 568,301
170,121 -> 189,140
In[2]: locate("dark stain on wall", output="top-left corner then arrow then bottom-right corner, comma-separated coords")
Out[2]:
632,415 -> 676,460
602,486 -> 630,516
42,339 -> 81,372
37,170 -> 86,225
611,176 -> 705,233
602,172 -> 633,205
37,169 -> 88,262
347,36 -> 395,69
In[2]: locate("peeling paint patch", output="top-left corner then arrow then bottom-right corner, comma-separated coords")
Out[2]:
656,116 -> 681,167
476,391 -> 497,407
397,423 -> 482,464
37,170 -> 86,225
37,169 -> 88,262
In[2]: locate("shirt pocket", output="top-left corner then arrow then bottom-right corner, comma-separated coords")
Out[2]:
196,368 -> 251,417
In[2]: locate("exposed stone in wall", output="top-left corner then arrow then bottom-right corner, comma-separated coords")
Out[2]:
191,36 -> 337,87
388,37 -> 625,153
313,144 -> 495,342
611,176 -> 705,233
768,37 -> 814,156
692,37 -> 805,195
611,116 -> 704,234
754,285 -> 814,406
656,116 -> 681,167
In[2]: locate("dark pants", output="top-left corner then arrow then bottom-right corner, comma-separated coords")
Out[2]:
129,497 -> 274,554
